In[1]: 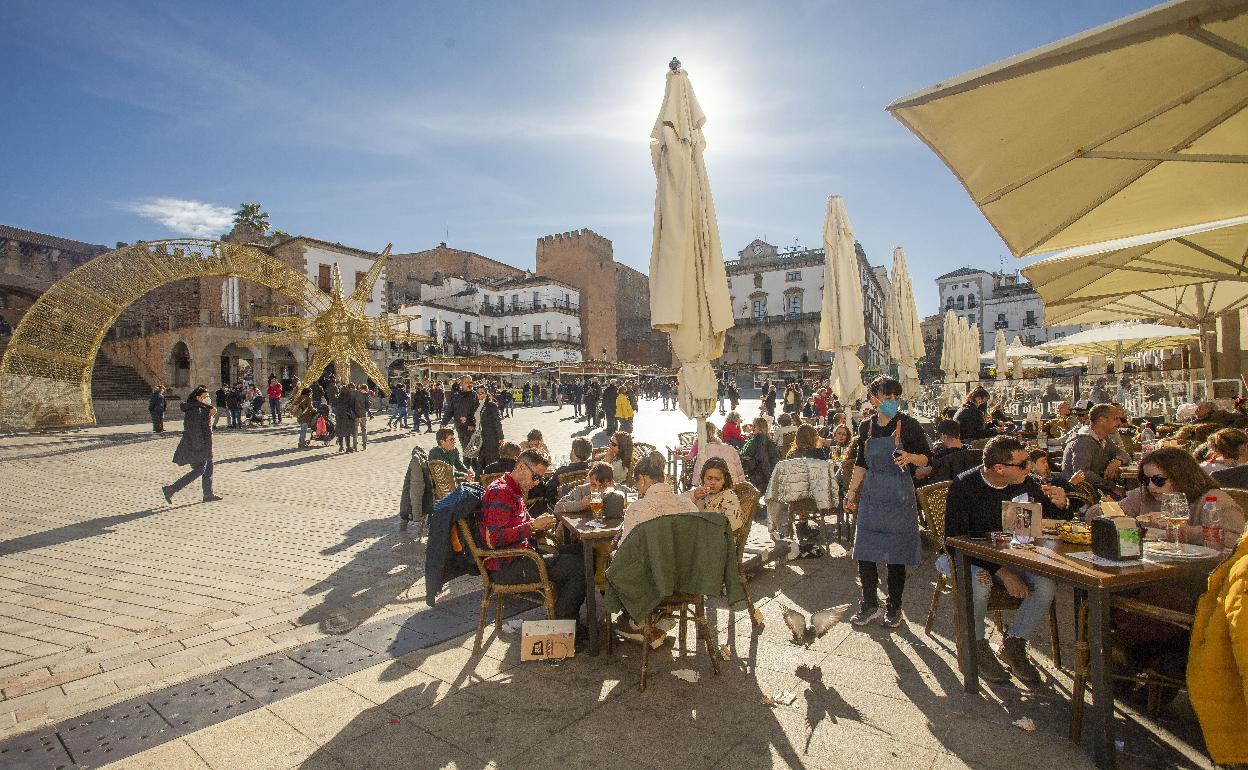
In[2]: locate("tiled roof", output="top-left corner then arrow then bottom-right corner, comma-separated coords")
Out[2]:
0,224 -> 108,255
936,266 -> 987,281
278,235 -> 381,259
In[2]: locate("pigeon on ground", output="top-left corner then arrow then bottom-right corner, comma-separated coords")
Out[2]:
781,605 -> 849,645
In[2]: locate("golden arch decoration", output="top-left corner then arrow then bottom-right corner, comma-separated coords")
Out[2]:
0,239 -> 425,430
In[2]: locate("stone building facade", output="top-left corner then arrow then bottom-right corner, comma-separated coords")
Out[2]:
0,224 -> 108,328
535,229 -> 619,362
935,267 -> 1085,353
615,264 -> 671,368
721,239 -> 888,371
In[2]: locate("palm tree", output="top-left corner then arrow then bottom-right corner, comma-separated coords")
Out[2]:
233,203 -> 270,234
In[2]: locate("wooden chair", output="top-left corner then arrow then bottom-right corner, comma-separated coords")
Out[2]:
788,498 -> 829,550
1069,596 -> 1194,740
417,460 -> 458,539
639,593 -> 719,692
455,518 -> 556,655
731,482 -> 764,628
918,480 -> 1062,669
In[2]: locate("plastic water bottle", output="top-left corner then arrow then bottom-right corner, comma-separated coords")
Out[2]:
1201,496 -> 1222,550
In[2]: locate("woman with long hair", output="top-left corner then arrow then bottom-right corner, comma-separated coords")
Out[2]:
1088,447 -> 1243,548
292,386 -> 316,448
843,376 -> 931,628
162,386 -> 222,503
606,431 -> 635,483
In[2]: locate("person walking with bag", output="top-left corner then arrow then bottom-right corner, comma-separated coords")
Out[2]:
162,386 -> 222,503
843,376 -> 930,628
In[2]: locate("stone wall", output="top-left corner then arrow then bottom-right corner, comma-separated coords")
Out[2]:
615,264 -> 670,367
388,244 -> 525,304
535,229 -> 618,361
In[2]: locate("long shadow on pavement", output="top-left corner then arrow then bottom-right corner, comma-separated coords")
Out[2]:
0,507 -> 163,557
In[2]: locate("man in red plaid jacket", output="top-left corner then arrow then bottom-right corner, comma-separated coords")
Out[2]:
479,448 -> 586,627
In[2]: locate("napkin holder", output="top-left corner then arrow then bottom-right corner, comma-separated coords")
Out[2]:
1091,502 -> 1142,561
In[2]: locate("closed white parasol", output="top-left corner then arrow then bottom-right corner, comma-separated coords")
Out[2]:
818,196 -> 866,402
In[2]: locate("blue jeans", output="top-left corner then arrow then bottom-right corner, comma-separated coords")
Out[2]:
230,407 -> 242,427
170,458 -> 214,498
298,422 -> 308,444
936,554 -> 1055,640
412,407 -> 432,431
269,398 -> 281,423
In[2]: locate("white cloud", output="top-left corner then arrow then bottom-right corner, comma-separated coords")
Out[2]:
124,197 -> 234,238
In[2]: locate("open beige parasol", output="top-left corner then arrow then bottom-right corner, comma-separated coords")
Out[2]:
887,0 -> 1248,258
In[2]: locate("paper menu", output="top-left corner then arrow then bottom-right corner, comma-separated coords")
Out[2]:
1002,500 -> 1044,540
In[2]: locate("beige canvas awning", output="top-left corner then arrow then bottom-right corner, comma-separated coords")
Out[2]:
887,0 -> 1248,257
1021,216 -> 1248,326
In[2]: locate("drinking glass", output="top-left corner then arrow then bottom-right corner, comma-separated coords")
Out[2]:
588,491 -> 604,521
1161,493 -> 1188,545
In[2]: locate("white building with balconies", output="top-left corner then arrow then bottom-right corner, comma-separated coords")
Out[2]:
935,267 -> 1086,352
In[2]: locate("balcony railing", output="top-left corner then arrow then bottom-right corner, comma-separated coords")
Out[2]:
479,298 -> 580,316
109,311 -> 290,340
737,311 -> 822,325
481,332 -> 582,350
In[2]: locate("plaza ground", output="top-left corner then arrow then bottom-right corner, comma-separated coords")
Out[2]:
0,397 -> 1213,769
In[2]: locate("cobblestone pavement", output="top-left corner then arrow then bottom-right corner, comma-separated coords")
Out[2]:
0,396 -> 1212,768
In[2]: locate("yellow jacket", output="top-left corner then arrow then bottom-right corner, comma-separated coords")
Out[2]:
1188,529 -> 1248,764
616,393 -> 634,420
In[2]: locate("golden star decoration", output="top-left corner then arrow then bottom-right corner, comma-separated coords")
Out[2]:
249,244 -> 428,394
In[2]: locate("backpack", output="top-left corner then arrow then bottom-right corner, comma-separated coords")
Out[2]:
314,414 -> 332,439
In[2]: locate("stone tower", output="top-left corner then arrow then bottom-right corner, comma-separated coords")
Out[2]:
535,229 -> 618,361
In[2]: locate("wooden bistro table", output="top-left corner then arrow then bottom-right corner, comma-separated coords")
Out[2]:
943,536 -> 1218,770
555,511 -> 623,656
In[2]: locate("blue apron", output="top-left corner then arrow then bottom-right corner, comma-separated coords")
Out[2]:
851,427 -> 921,566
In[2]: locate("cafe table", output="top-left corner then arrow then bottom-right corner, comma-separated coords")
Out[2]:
555,510 -> 623,655
944,535 -> 1218,770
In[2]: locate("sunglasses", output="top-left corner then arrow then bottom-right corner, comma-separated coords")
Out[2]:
1145,475 -> 1169,487
997,461 -> 1030,470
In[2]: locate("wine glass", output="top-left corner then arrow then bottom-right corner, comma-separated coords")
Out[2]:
1161,492 -> 1188,545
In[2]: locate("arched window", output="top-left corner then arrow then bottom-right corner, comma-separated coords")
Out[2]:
956,295 -> 965,310
967,294 -> 977,308
945,297 -> 955,310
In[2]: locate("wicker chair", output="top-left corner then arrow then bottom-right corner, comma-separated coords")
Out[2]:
557,469 -> 590,489
678,431 -> 696,448
1066,479 -> 1101,512
479,472 -> 505,488
417,460 -> 458,539
918,480 -> 1062,669
731,482 -> 764,628
456,518 -> 556,655
639,593 -> 719,692
1221,487 -> 1248,515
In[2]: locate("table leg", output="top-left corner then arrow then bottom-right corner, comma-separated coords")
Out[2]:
1087,589 -> 1116,769
583,540 -> 600,656
951,546 -> 978,693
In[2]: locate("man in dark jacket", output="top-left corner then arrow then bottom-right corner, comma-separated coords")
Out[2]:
226,383 -> 245,429
410,383 -> 433,433
584,379 -> 600,426
333,385 -> 358,453
351,384 -> 371,450
603,379 -> 619,434
213,385 -> 228,429
569,380 -> 583,418
148,386 -> 167,433
450,375 -> 478,448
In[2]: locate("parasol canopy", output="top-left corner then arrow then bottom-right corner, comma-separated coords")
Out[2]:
1039,322 -> 1199,361
887,246 -> 925,398
818,196 -> 866,402
649,60 -> 734,423
887,0 -> 1248,257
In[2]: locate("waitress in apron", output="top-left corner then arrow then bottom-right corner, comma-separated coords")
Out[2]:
844,376 -> 931,628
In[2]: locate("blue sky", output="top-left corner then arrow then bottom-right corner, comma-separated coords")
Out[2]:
1,0 -> 1157,316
